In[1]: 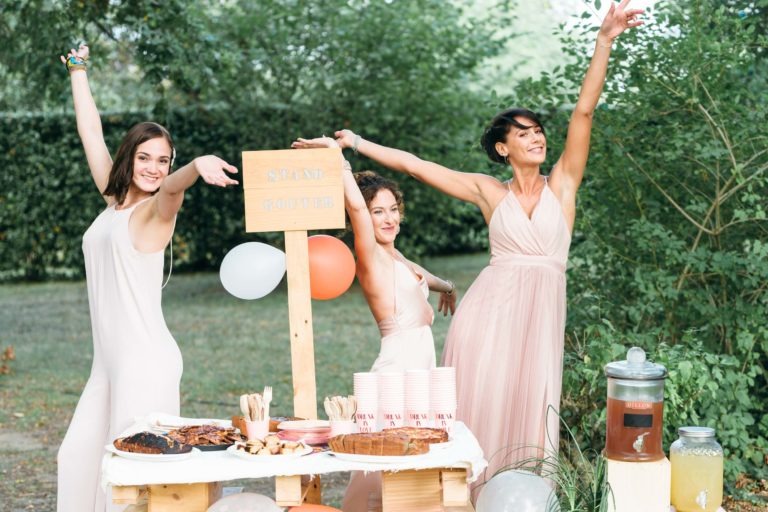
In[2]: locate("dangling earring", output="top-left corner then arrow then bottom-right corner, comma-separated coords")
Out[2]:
503,155 -> 509,165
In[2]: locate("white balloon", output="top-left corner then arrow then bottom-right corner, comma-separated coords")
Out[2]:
207,492 -> 283,512
219,242 -> 286,300
476,470 -> 560,512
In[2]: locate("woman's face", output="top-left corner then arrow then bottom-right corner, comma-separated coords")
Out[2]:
368,188 -> 401,245
131,137 -> 172,193
496,116 -> 547,167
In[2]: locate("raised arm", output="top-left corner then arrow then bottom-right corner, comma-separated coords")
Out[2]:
291,137 -> 379,267
152,155 -> 239,221
334,129 -> 501,217
553,0 -> 643,192
60,44 -> 113,200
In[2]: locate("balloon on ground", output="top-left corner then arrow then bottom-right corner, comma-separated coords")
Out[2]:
289,505 -> 343,511
476,470 -> 559,512
219,242 -> 286,300
308,235 -> 355,300
207,492 -> 282,512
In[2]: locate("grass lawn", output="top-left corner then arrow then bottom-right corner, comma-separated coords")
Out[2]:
0,252 -> 488,510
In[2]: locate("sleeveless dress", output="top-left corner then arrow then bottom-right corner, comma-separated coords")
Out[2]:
370,259 -> 436,372
57,200 -> 183,512
342,258 -> 437,512
442,179 -> 571,490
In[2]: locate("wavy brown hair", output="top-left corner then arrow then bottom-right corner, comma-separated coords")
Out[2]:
103,122 -> 174,205
353,170 -> 405,216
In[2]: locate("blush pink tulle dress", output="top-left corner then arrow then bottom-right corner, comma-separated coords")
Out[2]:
442,179 -> 571,490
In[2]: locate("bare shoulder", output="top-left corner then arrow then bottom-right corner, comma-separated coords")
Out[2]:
475,173 -> 511,222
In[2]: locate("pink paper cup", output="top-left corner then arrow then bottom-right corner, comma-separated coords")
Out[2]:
330,419 -> 357,437
244,419 -> 269,441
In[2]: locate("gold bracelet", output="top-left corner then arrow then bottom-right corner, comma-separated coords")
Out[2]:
445,280 -> 455,296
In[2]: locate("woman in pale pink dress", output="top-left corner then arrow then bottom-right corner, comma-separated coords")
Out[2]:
57,44 -> 238,512
293,136 -> 457,510
333,0 -> 644,492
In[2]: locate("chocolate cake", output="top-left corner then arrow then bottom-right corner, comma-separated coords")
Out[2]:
113,431 -> 192,454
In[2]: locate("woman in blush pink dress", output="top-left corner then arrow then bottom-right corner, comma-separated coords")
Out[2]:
333,0 -> 644,493
292,136 -> 457,511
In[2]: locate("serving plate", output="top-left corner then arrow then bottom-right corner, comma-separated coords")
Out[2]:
328,451 -> 430,464
276,419 -> 330,432
105,444 -> 200,462
226,443 -> 312,461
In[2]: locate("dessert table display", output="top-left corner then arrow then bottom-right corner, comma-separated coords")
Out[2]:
103,413 -> 486,511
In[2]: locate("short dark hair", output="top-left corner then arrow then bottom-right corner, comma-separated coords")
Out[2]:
353,171 -> 405,216
104,122 -> 174,205
480,108 -> 545,164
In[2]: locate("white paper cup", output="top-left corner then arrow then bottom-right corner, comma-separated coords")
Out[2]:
355,411 -> 378,433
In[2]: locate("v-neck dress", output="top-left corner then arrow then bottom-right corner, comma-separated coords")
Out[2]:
441,180 -> 571,490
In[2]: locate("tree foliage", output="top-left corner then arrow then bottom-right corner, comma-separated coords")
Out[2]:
0,0 -> 514,279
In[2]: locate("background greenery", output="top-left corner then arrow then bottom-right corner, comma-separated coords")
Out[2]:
1,0 -> 766,508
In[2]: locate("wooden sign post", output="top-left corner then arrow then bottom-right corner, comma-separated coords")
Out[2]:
242,148 -> 345,420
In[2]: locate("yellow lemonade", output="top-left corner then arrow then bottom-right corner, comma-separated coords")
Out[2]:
670,452 -> 723,512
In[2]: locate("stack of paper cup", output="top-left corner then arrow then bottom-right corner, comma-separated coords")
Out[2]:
405,369 -> 431,427
430,366 -> 457,432
378,371 -> 405,429
353,372 -> 378,433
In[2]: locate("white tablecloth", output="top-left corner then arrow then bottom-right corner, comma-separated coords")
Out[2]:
101,414 -> 487,488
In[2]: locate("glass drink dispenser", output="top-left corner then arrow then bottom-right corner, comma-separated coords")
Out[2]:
604,347 -> 668,462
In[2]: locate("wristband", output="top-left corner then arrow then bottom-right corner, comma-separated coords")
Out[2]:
65,56 -> 87,72
352,134 -> 361,154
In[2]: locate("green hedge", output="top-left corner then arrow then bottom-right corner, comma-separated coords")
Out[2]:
0,108 -> 491,281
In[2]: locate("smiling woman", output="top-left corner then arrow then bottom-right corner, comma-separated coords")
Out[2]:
56,43 -> 239,512
331,0 -> 645,499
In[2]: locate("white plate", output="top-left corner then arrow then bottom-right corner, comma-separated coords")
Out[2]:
428,439 -> 455,451
226,443 -> 313,461
329,451 -> 430,464
105,444 -> 199,462
277,419 -> 330,432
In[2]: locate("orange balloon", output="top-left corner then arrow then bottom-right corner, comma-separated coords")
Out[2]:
307,235 -> 355,300
289,506 -> 342,512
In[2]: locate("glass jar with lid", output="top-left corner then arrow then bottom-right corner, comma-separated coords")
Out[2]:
670,426 -> 724,512
604,346 -> 668,461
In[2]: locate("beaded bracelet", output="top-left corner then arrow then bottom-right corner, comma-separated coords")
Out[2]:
65,56 -> 87,72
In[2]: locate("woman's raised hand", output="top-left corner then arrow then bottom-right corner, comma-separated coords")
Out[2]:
599,0 -> 644,41
291,136 -> 339,149
193,155 -> 239,187
60,42 -> 89,67
334,130 -> 358,150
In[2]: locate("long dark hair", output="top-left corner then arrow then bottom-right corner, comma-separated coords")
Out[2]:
103,122 -> 174,205
480,108 -> 545,164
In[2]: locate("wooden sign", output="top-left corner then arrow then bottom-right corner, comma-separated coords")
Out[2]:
242,148 -> 345,233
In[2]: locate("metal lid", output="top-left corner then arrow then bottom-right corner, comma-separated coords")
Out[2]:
604,347 -> 668,380
679,426 -> 716,438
